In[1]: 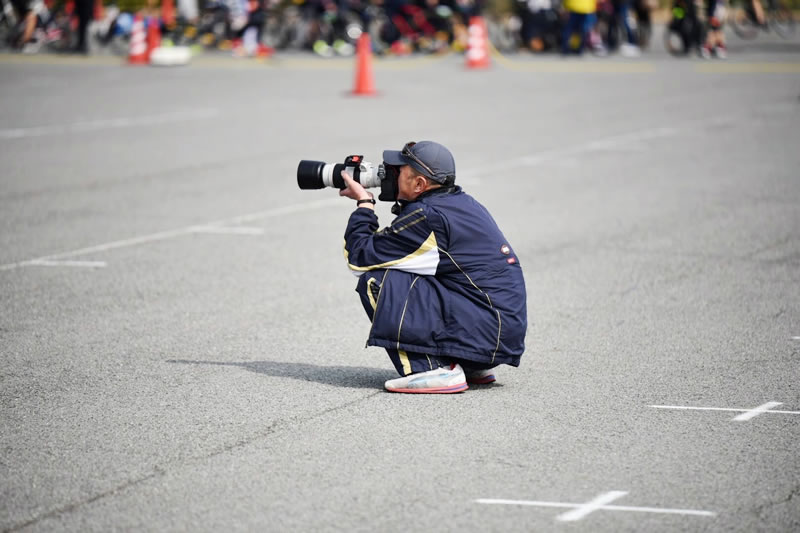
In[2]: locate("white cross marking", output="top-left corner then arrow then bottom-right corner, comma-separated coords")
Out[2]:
651,402 -> 799,421
731,401 -> 784,421
476,492 -> 716,521
556,491 -> 628,522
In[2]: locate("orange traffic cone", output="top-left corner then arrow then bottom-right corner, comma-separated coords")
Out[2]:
352,33 -> 376,96
465,16 -> 490,69
146,16 -> 161,61
162,0 -> 176,27
128,14 -> 148,64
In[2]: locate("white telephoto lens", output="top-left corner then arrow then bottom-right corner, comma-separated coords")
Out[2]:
320,163 -> 346,188
322,162 -> 381,188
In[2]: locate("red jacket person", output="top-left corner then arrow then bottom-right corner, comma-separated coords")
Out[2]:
339,141 -> 528,393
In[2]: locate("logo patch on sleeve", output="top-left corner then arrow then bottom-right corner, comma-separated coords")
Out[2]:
500,244 -> 511,255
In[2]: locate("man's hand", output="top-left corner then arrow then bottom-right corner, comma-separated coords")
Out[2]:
338,170 -> 375,208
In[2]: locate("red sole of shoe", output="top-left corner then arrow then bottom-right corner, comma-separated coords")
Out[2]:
386,383 -> 469,394
466,375 -> 496,385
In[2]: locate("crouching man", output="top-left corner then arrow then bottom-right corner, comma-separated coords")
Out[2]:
340,141 -> 528,393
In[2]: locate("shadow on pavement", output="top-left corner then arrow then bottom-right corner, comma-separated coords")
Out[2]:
167,359 -> 388,389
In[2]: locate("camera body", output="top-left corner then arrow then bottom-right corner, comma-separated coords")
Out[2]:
297,155 -> 399,202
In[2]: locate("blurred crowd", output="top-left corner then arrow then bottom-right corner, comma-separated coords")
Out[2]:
0,0 -> 795,58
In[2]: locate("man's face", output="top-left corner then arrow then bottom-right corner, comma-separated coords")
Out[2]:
397,165 -> 426,201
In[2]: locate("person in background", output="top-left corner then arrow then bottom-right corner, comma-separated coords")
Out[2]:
562,0 -> 597,55
74,0 -> 93,54
701,0 -> 727,58
518,0 -> 559,53
613,0 -> 641,57
9,0 -> 41,49
177,0 -> 200,23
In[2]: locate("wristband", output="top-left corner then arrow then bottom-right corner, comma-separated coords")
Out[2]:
357,198 -> 376,206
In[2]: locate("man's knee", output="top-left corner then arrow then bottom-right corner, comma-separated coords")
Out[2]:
356,269 -> 388,319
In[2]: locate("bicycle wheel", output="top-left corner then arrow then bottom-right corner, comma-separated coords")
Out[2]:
43,11 -> 75,52
0,5 -> 19,48
770,5 -> 795,38
664,26 -> 688,56
366,13 -> 393,54
262,12 -> 286,48
729,5 -> 759,39
486,15 -> 521,54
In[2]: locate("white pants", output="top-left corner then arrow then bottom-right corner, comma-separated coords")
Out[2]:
177,0 -> 199,21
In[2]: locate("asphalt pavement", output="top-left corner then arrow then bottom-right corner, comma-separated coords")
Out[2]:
1,28 -> 799,532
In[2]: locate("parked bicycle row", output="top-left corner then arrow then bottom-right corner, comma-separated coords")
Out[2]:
664,0 -> 795,58
0,0 -> 795,58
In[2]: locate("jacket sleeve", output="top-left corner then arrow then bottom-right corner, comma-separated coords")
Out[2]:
343,206 -> 440,276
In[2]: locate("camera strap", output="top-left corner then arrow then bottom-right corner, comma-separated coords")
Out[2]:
344,155 -> 364,184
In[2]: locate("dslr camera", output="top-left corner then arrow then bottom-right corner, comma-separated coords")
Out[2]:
297,155 -> 398,202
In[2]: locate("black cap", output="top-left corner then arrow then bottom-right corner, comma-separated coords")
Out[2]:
383,141 -> 456,185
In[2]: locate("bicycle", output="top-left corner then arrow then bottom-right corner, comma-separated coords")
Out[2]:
728,0 -> 795,40
664,0 -> 705,56
1,0 -> 77,53
262,0 -> 309,51
0,0 -> 19,48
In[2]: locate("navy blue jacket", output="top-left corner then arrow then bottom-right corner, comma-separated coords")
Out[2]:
344,186 -> 527,366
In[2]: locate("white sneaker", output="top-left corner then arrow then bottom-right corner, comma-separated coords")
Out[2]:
592,43 -> 608,57
465,368 -> 497,385
619,43 -> 641,58
385,364 -> 468,394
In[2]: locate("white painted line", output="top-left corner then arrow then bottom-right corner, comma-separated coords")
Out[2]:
732,401 -> 783,422
190,226 -> 265,235
651,405 -> 800,417
463,105 -> 780,184
652,405 -> 749,413
27,259 -> 107,268
476,496 -> 716,521
459,126 -> 679,184
601,505 -> 715,517
476,499 -> 575,510
791,336 -> 800,341
0,109 -> 220,140
0,227 -> 197,272
556,491 -> 628,522
0,198 -> 341,272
